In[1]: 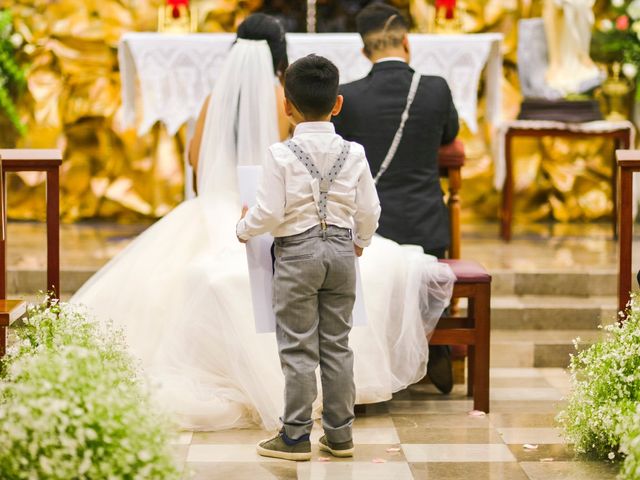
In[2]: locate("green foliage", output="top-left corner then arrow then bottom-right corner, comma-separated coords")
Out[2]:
0,9 -> 27,135
592,29 -> 631,64
0,299 -> 180,480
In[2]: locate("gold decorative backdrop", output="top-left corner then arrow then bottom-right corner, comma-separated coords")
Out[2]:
1,0 -> 623,223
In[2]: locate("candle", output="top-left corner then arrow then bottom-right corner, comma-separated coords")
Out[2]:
435,0 -> 456,20
167,0 -> 189,19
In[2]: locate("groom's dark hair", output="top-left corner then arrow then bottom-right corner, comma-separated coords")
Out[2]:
284,54 -> 339,119
356,3 -> 408,56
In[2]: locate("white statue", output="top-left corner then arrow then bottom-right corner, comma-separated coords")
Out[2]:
542,0 -> 603,95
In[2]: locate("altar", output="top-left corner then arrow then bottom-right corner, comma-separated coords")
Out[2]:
119,32 -> 503,137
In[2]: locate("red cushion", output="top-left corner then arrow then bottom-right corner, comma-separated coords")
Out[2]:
439,259 -> 491,284
438,139 -> 465,168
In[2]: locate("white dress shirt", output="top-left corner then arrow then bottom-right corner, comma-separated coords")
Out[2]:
236,122 -> 381,247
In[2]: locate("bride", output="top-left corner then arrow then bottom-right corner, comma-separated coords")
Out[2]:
72,14 -> 455,431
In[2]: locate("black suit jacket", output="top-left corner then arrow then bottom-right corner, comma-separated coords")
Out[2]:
333,61 -> 459,253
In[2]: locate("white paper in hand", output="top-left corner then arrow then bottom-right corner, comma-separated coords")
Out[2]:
237,165 -> 368,333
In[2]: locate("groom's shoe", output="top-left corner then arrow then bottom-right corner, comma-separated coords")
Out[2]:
427,345 -> 453,394
256,428 -> 311,461
319,435 -> 354,457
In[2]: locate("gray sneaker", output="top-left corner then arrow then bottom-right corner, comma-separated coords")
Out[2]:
256,429 -> 311,461
318,435 -> 354,457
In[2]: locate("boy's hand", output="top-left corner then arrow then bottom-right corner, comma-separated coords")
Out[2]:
237,206 -> 249,244
354,244 -> 363,257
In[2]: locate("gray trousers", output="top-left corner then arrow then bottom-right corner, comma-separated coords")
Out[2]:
273,224 -> 356,443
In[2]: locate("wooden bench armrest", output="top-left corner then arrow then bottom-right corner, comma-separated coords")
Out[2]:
0,149 -> 62,169
0,300 -> 27,327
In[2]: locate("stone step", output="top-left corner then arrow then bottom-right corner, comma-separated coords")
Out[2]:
8,267 -> 620,298
490,269 -> 617,297
488,294 -> 617,330
490,329 -> 602,368
7,269 -> 94,295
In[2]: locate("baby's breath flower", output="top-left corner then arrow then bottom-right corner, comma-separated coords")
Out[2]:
0,298 -> 179,479
558,294 -> 640,464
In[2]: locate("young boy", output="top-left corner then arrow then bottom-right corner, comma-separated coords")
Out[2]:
236,54 -> 381,461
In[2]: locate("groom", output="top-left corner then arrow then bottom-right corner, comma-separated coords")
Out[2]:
333,3 -> 459,394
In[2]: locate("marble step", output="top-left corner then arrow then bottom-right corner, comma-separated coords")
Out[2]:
6,268 -> 94,295
488,295 -> 617,330
490,329 -> 602,368
6,266 -> 620,298
490,269 -> 617,297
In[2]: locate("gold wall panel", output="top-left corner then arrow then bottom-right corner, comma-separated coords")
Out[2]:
2,0 -> 620,223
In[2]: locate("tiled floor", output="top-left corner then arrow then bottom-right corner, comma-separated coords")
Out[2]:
170,368 -> 618,480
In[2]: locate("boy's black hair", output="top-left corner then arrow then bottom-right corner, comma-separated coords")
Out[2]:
284,54 -> 339,119
356,3 -> 408,55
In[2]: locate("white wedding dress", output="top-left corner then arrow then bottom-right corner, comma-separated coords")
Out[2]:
72,39 -> 455,431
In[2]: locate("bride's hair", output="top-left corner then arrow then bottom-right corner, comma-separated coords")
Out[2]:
237,14 -> 289,77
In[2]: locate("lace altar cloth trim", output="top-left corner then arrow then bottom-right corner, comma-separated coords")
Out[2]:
118,32 -> 503,136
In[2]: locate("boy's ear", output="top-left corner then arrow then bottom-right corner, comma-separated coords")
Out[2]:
331,95 -> 344,117
284,97 -> 294,117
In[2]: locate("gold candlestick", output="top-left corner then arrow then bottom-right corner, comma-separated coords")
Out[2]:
602,62 -> 632,121
158,4 -> 198,33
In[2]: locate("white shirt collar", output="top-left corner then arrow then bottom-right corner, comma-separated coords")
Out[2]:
293,121 -> 335,136
375,56 -> 407,64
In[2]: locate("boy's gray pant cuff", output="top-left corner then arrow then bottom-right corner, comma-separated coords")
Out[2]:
283,420 -> 313,441
323,419 -> 353,444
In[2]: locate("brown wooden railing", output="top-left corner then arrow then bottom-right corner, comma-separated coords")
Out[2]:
616,149 -> 640,313
0,149 -> 62,298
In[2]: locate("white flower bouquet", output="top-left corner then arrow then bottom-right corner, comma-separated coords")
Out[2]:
557,294 -> 640,467
0,299 -> 180,479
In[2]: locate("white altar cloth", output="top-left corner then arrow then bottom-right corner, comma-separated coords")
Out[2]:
119,32 -> 503,136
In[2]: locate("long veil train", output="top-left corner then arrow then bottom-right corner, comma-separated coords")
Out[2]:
72,39 -> 455,431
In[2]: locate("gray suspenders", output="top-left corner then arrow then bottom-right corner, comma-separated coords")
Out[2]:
285,140 -> 351,234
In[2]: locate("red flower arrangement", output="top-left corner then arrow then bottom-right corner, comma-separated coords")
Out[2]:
617,14 -> 630,30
